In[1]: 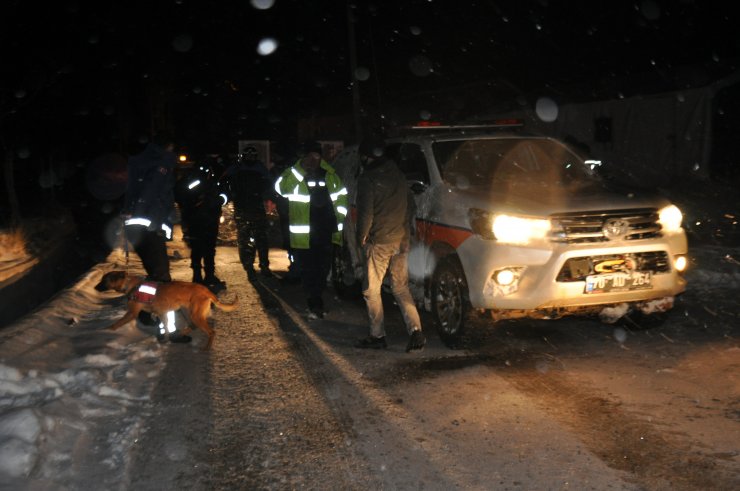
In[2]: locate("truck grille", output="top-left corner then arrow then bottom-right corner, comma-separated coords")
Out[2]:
549,208 -> 661,244
556,251 -> 671,282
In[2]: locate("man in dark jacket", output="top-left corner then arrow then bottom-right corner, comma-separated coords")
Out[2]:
175,161 -> 227,291
123,131 -> 190,343
124,133 -> 176,282
221,146 -> 273,281
354,137 -> 425,352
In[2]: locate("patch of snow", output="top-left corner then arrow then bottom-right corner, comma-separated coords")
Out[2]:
598,303 -> 629,324
0,256 -> 166,489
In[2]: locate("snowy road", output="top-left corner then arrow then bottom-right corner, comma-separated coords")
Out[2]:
1,232 -> 739,490
126,247 -> 376,490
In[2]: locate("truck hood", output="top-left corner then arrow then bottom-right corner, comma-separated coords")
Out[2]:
459,181 -> 672,216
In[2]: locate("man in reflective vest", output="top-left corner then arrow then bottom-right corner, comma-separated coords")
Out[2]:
122,131 -> 190,343
274,141 -> 348,319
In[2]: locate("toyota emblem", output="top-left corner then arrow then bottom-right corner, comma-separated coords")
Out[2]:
602,218 -> 629,239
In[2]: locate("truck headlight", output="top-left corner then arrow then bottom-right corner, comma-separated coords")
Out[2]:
492,214 -> 551,244
659,205 -> 683,233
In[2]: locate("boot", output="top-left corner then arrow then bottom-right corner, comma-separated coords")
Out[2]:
204,269 -> 226,291
192,267 -> 203,284
205,275 -> 226,290
406,329 -> 426,353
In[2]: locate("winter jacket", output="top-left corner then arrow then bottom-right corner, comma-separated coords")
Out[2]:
175,167 -> 225,225
275,159 -> 348,249
123,143 -> 176,239
356,157 -> 413,246
222,159 -> 270,221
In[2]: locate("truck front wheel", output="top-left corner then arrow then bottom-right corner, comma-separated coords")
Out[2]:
431,255 -> 471,348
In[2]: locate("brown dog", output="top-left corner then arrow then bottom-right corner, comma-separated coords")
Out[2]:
94,271 -> 238,350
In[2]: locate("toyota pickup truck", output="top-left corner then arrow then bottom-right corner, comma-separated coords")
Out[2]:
333,124 -> 688,347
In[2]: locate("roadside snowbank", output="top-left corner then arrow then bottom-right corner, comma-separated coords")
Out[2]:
0,255 -> 166,490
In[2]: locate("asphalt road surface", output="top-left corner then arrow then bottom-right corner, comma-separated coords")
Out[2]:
126,241 -> 739,491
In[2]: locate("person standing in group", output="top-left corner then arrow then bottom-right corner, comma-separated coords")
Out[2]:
175,160 -> 228,292
273,160 -> 300,284
221,146 -> 273,281
353,136 -> 425,352
274,141 -> 348,319
122,131 -> 190,343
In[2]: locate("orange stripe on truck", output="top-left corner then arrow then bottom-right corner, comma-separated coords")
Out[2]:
416,219 -> 473,249
349,206 -> 472,249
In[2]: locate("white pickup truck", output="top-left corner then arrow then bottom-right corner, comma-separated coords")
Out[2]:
332,125 -> 688,347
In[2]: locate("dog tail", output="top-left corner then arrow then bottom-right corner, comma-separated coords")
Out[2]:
212,293 -> 239,312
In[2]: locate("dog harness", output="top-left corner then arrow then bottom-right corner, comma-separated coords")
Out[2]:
129,282 -> 158,304
126,281 -> 177,336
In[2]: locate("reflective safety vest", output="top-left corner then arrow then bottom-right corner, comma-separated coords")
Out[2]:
274,159 -> 348,249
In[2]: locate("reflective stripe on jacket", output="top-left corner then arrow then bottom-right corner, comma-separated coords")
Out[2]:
274,159 -> 348,249
124,217 -> 173,239
124,142 -> 176,236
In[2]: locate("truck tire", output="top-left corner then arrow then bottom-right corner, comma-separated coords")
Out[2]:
431,255 -> 471,348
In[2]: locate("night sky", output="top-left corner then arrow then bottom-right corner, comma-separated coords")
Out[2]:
2,0 -> 738,159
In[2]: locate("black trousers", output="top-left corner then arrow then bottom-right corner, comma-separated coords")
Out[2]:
235,215 -> 269,271
183,215 -> 219,280
294,243 -> 332,311
124,224 -> 171,282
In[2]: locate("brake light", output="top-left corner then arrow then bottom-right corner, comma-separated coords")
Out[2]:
415,121 -> 443,127
409,119 -> 523,130
491,118 -> 523,127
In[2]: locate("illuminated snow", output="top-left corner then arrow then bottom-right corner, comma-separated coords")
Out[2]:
535,97 -> 559,123
171,34 -> 194,53
257,37 -> 279,56
251,0 -> 275,9
354,66 -> 371,81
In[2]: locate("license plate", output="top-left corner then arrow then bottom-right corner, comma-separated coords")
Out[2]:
584,271 -> 652,294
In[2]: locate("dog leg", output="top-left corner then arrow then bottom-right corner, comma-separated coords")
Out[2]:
175,310 -> 194,336
189,307 -> 214,351
185,297 -> 216,351
194,317 -> 214,351
107,302 -> 141,330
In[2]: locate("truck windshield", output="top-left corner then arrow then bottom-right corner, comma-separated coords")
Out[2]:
433,138 -> 597,190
